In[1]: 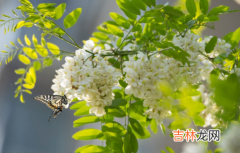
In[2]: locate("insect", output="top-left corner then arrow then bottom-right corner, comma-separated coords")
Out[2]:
33,95 -> 68,122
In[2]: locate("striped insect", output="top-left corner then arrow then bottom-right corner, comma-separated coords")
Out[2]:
34,95 -> 68,122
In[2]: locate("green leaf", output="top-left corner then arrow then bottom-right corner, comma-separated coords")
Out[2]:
10,41 -> 17,47
124,132 -> 131,153
92,32 -> 109,40
74,105 -> 90,116
193,115 -> 205,126
129,117 -> 145,136
186,0 -> 197,17
26,15 -> 40,22
28,67 -> 36,83
208,5 -> 229,16
18,54 -> 31,65
52,27 -> 65,36
33,61 -> 41,71
108,58 -> 120,69
131,0 -> 146,11
47,43 -> 60,55
12,10 -> 18,17
108,107 -> 126,118
129,101 -> 145,121
70,101 -> 86,110
37,3 -> 56,13
143,23 -> 153,38
23,90 -> 32,94
107,24 -> 124,37
124,132 -> 138,153
132,23 -> 142,32
24,35 -> 31,46
80,145 -> 110,153
1,14 -> 11,18
15,68 -> 25,74
102,121 -> 126,136
103,20 -> 119,26
150,119 -> 158,134
35,45 -> 48,57
111,98 -> 127,107
103,114 -> 114,123
19,0 -> 33,7
16,21 -> 25,29
23,47 -> 38,59
24,72 -> 34,85
75,145 -> 93,153
109,12 -> 130,29
20,94 -> 25,103
162,6 -> 184,19
43,58 -> 53,67
24,22 -> 33,28
15,78 -> 22,85
54,3 -> 66,20
41,37 -> 47,46
63,8 -> 82,28
1,50 -> 8,53
231,27 -> 240,48
203,16 -> 220,22
205,36 -> 217,53
106,139 -> 123,152
119,79 -> 128,88
72,128 -> 104,140
97,26 -> 111,34
17,38 -> 24,46
160,123 -> 166,136
23,83 -> 34,89
116,0 -> 140,15
130,132 -> 138,152
116,0 -> 137,20
16,6 -> 35,13
102,130 -> 124,143
142,0 -> 155,7
168,118 -> 191,130
73,116 -> 100,128
166,146 -> 175,153
32,34 -> 38,46
199,0 -> 209,14
43,21 -> 53,29
130,124 -> 151,139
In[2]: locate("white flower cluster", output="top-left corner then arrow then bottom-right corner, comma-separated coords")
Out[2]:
123,53 -> 172,124
172,31 -> 214,84
123,31 -> 229,125
51,40 -> 121,116
219,123 -> 240,153
50,30 -> 231,124
198,85 -> 220,128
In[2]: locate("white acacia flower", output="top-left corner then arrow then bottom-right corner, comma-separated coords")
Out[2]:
172,30 -> 204,60
104,44 -> 112,50
198,84 -> 221,128
93,46 -> 102,54
84,40 -> 95,50
51,40 -> 121,116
